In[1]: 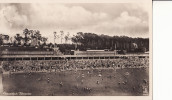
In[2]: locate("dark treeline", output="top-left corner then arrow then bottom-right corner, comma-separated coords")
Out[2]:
0,29 -> 149,53
71,32 -> 149,52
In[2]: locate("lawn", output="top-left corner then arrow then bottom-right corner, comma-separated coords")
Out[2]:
1,68 -> 149,96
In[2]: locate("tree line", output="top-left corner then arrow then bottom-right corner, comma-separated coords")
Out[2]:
0,29 -> 149,53
71,32 -> 149,52
0,28 -> 49,48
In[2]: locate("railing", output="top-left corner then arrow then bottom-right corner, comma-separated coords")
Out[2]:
74,51 -> 116,55
1,51 -> 54,55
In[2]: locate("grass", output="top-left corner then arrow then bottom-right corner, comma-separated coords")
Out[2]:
1,68 -> 149,96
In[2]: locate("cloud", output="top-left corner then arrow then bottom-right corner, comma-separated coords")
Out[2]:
0,4 -> 29,34
0,3 -> 150,43
28,4 -> 109,30
80,11 -> 148,37
3,5 -> 28,27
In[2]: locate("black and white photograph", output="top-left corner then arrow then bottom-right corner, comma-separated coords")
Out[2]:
0,0 -> 152,98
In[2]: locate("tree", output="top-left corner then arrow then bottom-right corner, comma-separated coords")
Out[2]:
71,32 -> 149,52
60,31 -> 64,44
23,28 -> 31,45
32,30 -> 42,46
64,32 -> 70,44
14,34 -> 22,46
0,34 -> 3,45
41,37 -> 48,44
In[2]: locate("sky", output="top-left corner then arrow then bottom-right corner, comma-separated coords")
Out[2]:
0,3 -> 150,43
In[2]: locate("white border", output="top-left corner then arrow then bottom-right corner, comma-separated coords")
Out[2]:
0,0 -> 152,100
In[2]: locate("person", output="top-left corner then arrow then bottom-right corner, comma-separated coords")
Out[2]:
143,79 -> 148,84
76,84 -> 79,89
81,79 -> 84,84
82,73 -> 84,78
98,73 -> 102,77
47,77 -> 50,83
118,82 -> 121,85
60,81 -> 63,87
96,80 -> 99,84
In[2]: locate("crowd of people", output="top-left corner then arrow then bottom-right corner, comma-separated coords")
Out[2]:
0,56 -> 149,73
